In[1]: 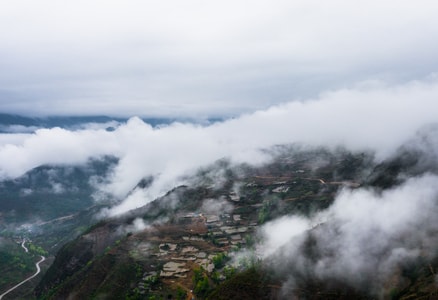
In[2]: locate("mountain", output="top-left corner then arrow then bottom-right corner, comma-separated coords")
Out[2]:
0,114 -> 123,132
32,147 -> 438,300
0,156 -> 118,297
0,114 -> 230,298
0,156 -> 116,221
0,113 -> 223,133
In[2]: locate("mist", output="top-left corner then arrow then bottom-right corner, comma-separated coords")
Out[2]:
258,173 -> 438,297
1,78 -> 438,216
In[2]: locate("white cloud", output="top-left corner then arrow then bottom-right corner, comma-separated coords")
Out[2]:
259,174 -> 438,294
259,216 -> 310,258
0,79 -> 438,214
0,127 -> 119,178
105,189 -> 151,216
200,198 -> 234,215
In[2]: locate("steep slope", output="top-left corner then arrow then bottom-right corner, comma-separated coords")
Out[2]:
35,147 -> 438,299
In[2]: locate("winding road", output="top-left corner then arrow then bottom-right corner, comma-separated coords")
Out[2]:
0,240 -> 46,300
21,238 -> 29,253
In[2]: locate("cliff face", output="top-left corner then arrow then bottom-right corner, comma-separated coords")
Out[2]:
35,148 -> 438,300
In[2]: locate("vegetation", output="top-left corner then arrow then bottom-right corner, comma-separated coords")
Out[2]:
193,269 -> 211,298
212,252 -> 228,269
0,241 -> 36,291
208,267 -> 272,300
2,146 -> 438,299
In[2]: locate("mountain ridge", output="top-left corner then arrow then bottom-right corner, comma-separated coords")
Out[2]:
33,147 -> 438,299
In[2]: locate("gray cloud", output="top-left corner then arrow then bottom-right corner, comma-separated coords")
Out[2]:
1,1 -> 438,116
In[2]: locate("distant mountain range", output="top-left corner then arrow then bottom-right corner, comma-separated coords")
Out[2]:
0,113 -> 223,132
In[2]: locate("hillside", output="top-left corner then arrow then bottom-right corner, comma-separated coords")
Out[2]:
32,146 -> 438,299
0,156 -> 118,296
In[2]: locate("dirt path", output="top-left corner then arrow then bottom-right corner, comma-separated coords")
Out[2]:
252,175 -> 359,187
36,213 -> 76,226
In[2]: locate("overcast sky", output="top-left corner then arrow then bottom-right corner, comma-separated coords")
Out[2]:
1,0 -> 438,117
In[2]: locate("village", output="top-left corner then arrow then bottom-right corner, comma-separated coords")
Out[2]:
131,186 -> 262,296
126,160 -> 366,297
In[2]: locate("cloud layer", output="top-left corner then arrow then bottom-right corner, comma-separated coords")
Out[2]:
1,1 -> 438,116
261,174 -> 438,297
1,79 -> 438,215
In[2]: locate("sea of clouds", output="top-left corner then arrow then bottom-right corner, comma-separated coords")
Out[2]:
1,79 -> 438,216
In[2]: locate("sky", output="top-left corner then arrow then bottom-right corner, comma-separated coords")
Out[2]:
1,1 -> 438,117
